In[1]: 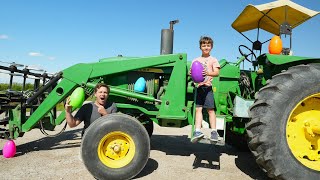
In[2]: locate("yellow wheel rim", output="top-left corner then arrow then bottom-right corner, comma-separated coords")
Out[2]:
287,93 -> 320,171
97,131 -> 135,168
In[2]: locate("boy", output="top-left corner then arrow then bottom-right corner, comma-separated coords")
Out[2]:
190,36 -> 220,143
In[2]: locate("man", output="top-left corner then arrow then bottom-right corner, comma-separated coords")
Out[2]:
65,83 -> 117,135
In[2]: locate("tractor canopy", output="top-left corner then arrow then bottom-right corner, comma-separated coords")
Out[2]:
232,0 -> 319,35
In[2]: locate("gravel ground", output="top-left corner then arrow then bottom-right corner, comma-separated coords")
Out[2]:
0,122 -> 270,180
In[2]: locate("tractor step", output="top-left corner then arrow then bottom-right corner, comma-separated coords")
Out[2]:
194,127 -> 225,146
194,115 -> 226,146
198,136 -> 225,146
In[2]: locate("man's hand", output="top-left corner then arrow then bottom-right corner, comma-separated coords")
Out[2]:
65,97 -> 72,113
95,103 -> 108,116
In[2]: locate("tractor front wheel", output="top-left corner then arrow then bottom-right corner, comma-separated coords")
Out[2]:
247,64 -> 320,179
81,113 -> 150,180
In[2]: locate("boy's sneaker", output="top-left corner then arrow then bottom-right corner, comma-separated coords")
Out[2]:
191,131 -> 204,143
209,130 -> 220,142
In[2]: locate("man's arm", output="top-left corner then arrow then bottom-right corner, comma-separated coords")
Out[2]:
65,97 -> 82,128
95,102 -> 108,116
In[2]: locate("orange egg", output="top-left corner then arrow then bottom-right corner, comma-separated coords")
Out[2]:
268,36 -> 283,54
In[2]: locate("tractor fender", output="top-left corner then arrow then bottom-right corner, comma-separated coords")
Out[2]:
265,54 -> 320,65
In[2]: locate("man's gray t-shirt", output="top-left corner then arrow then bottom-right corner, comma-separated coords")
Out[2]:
74,101 -> 117,135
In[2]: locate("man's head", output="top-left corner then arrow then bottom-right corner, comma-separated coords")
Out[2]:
199,36 -> 213,57
94,83 -> 110,105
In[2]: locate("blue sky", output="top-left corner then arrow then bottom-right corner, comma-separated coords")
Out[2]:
0,0 -> 319,83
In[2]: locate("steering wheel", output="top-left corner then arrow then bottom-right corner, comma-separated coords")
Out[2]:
238,45 -> 257,62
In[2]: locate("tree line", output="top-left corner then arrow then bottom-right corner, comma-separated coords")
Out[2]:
0,83 -> 35,91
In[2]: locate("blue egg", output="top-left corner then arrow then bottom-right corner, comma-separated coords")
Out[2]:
134,77 -> 146,92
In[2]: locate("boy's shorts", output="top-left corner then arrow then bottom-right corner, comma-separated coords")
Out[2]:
196,86 -> 215,109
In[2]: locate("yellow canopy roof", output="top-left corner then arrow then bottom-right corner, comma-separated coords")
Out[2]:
232,0 -> 319,35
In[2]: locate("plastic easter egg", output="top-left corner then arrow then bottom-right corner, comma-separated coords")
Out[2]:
134,77 -> 146,92
70,87 -> 85,108
191,61 -> 204,83
3,140 -> 16,158
268,35 -> 283,54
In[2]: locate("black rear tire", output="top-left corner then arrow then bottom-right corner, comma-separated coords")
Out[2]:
81,113 -> 150,180
247,64 -> 320,179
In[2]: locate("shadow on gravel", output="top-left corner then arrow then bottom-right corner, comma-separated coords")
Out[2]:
150,134 -> 269,180
235,153 -> 271,180
13,128 -> 82,157
134,158 -> 159,179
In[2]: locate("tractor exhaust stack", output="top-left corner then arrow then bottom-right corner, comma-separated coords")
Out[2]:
160,20 -> 179,55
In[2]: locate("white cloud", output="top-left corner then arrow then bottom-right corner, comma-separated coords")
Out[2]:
28,52 -> 55,61
0,34 -> 9,39
48,56 -> 55,60
29,52 -> 44,57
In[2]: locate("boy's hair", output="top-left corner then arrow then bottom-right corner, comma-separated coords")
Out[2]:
94,83 -> 110,94
199,36 -> 214,47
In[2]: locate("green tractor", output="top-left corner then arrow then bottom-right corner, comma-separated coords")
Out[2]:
0,0 -> 319,180
229,1 -> 320,179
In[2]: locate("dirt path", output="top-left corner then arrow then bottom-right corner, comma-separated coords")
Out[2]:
0,123 -> 270,180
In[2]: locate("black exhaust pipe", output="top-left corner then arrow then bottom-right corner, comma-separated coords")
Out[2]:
160,20 -> 179,55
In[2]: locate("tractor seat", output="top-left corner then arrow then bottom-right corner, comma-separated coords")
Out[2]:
282,48 -> 293,55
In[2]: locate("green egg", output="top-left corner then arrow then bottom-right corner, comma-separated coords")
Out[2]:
70,87 -> 85,108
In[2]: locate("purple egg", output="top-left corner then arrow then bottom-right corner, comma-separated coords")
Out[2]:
191,61 -> 204,83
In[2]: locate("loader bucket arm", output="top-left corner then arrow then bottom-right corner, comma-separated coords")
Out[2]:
21,54 -> 185,133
